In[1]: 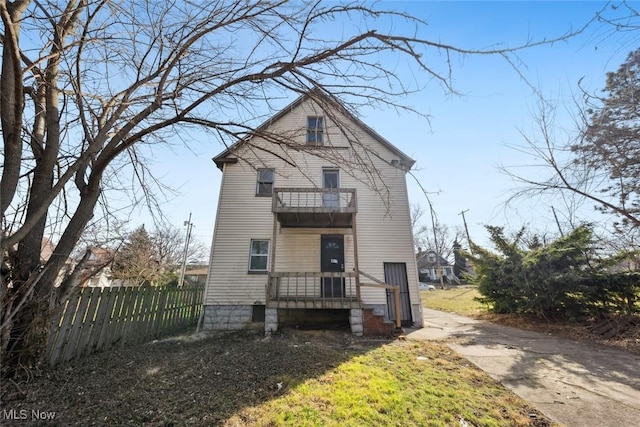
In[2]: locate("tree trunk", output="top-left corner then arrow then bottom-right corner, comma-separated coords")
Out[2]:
2,168 -> 103,379
0,2 -> 28,215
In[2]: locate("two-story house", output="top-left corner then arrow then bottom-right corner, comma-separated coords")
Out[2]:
416,249 -> 455,283
202,88 -> 422,335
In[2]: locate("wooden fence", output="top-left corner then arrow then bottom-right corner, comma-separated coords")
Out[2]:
45,284 -> 204,366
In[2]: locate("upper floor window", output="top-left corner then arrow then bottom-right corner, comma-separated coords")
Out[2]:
306,116 -> 324,145
256,168 -> 274,196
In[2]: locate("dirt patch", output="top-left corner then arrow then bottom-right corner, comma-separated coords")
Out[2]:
0,330 -> 390,426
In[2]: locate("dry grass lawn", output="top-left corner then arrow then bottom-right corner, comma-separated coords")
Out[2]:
1,329 -> 553,426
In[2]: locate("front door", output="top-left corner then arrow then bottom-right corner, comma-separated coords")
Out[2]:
321,235 -> 345,297
384,262 -> 413,327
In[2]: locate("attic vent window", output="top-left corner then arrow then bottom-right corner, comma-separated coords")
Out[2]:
306,116 -> 324,145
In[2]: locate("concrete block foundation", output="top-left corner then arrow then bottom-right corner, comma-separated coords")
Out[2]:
265,308 -> 278,334
202,305 -> 253,330
349,308 -> 363,336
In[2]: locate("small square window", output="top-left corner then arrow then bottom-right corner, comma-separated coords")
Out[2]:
306,116 -> 324,145
249,239 -> 270,272
256,168 -> 274,196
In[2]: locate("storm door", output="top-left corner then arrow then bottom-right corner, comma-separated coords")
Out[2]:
384,262 -> 412,326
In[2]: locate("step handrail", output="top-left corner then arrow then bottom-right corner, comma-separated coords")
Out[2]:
358,270 -> 401,329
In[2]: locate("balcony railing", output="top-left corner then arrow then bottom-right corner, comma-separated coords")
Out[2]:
267,272 -> 360,309
272,188 -> 357,227
273,188 -> 357,213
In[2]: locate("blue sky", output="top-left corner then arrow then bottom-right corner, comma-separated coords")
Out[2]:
136,1 -> 638,251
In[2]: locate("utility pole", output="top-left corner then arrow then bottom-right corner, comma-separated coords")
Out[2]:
428,203 -> 444,288
551,206 -> 564,237
458,209 -> 472,254
178,212 -> 194,287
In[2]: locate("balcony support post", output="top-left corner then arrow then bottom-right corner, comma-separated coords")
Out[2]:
352,201 -> 361,304
266,211 -> 278,306
270,211 -> 278,273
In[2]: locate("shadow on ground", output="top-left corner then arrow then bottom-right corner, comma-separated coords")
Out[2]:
455,320 -> 640,392
1,328 -> 389,426
415,309 -> 640,427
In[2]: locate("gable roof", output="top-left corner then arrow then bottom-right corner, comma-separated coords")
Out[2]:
212,87 -> 415,170
416,250 -> 451,268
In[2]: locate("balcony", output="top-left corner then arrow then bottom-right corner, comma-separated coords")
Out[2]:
266,272 -> 360,309
272,188 -> 357,227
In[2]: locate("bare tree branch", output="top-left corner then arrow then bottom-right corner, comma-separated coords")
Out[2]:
0,0 -> 598,377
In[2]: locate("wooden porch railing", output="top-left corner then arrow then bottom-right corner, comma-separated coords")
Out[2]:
266,270 -> 402,328
266,271 -> 359,309
358,270 -> 402,329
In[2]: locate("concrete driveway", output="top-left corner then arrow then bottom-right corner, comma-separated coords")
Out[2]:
407,309 -> 640,427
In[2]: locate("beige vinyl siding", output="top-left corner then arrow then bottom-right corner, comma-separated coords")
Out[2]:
205,97 -> 420,310
275,228 -> 355,272
205,160 -> 274,305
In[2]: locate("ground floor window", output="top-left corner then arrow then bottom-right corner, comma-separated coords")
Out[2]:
248,239 -> 270,272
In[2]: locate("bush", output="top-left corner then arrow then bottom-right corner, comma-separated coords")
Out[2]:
468,225 -> 640,319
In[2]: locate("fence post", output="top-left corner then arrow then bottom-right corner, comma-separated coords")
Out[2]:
154,288 -> 168,338
137,286 -> 154,343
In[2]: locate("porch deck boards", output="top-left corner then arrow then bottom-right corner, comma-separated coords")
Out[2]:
266,297 -> 360,309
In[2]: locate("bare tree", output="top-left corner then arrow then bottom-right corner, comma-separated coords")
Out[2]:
411,203 -> 462,260
505,48 -> 640,240
410,203 -> 429,251
152,222 -> 208,268
106,223 -> 208,286
429,221 -> 464,262
0,0 -> 590,377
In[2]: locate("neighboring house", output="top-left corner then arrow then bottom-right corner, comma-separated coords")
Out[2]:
40,238 -> 73,287
40,238 -> 56,263
78,247 -> 117,288
184,265 -> 208,286
203,88 -> 422,335
416,249 -> 456,283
